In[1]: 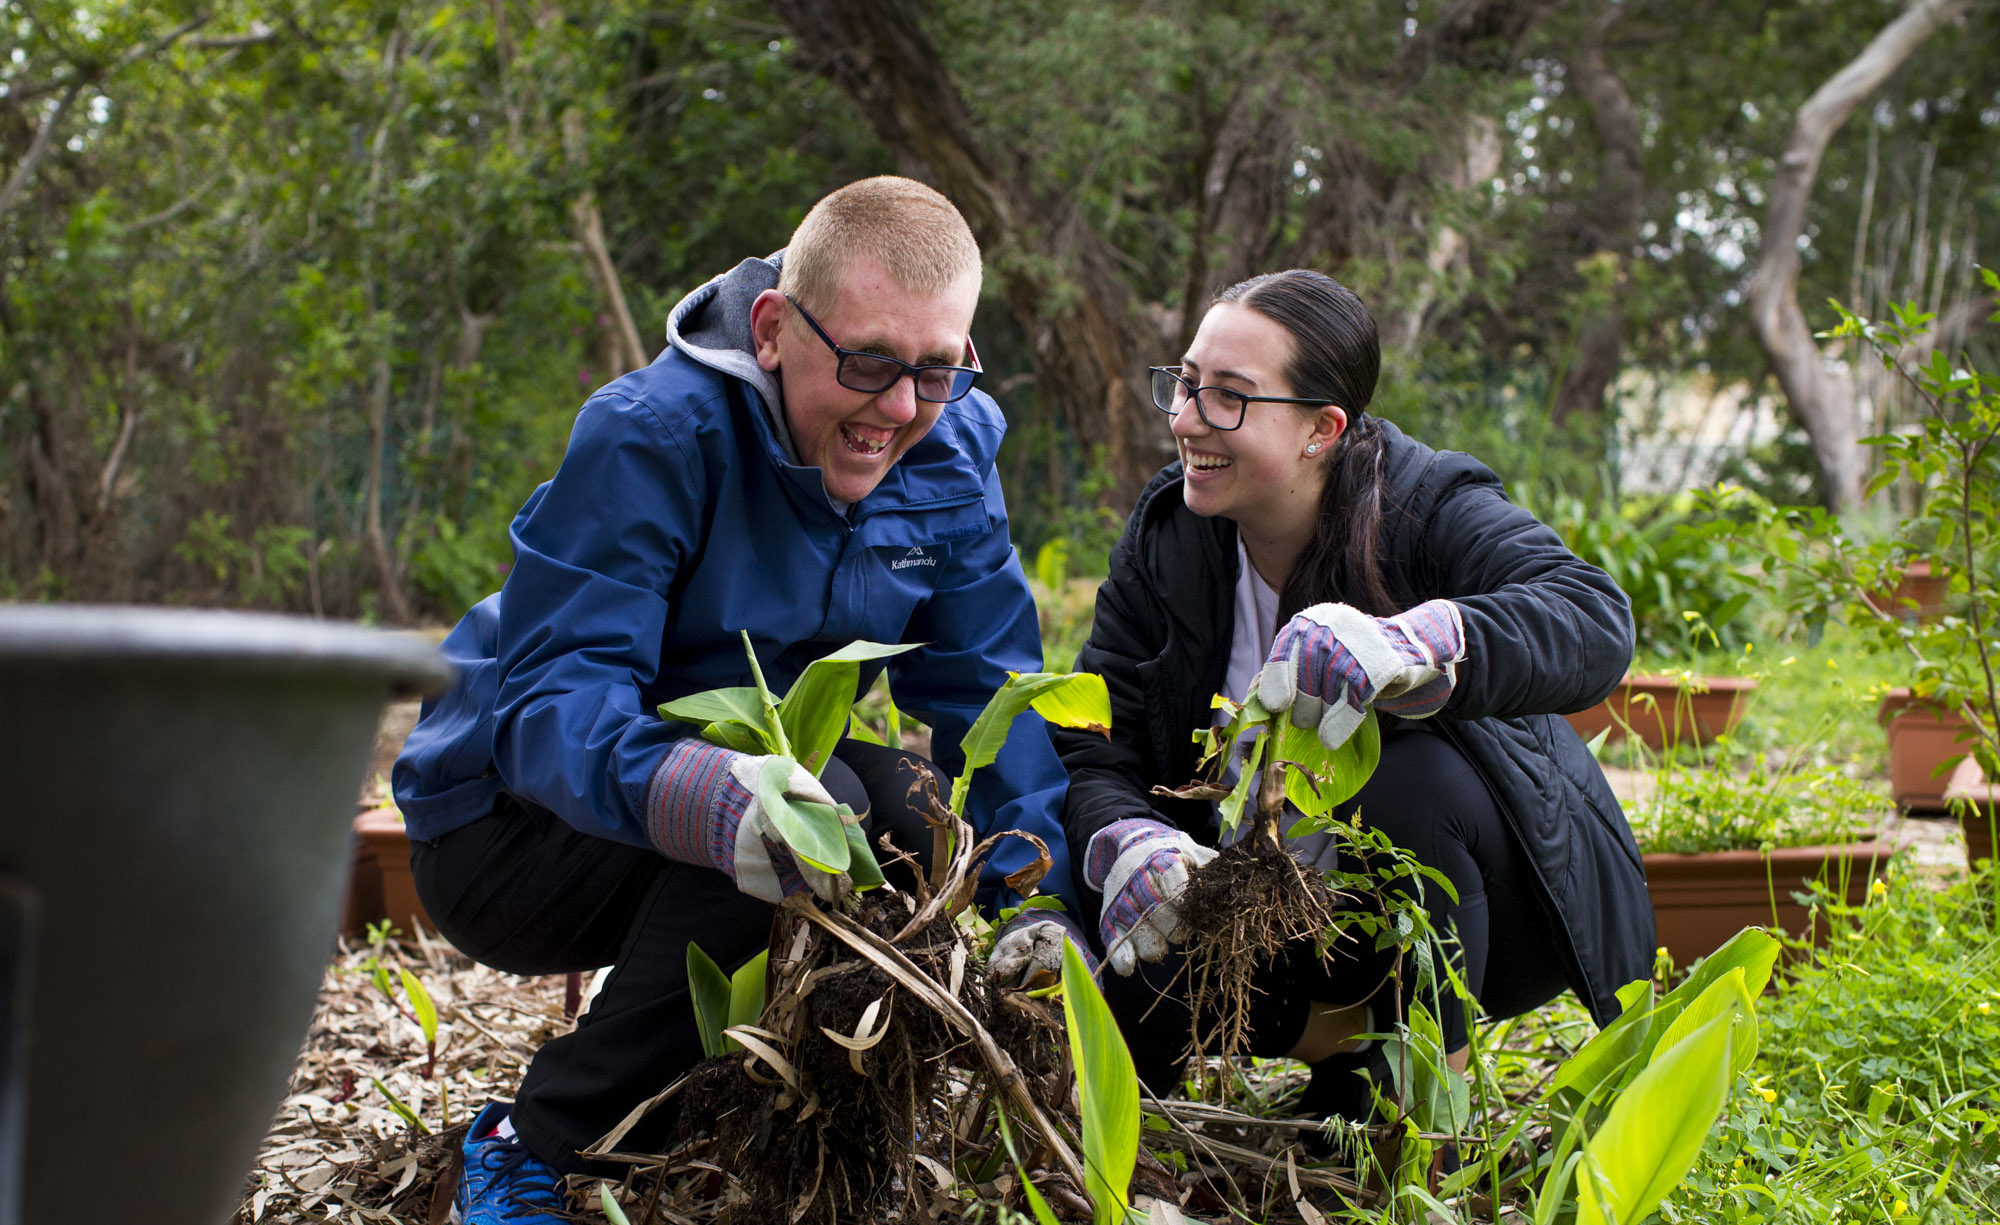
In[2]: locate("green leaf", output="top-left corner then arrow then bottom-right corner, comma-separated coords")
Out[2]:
740,630 -> 791,756
599,1183 -> 632,1225
1217,732 -> 1266,836
687,942 -> 733,1058
995,1110 -> 1064,1225
371,1078 -> 432,1134
842,821 -> 886,890
779,641 -> 922,776
727,950 -> 768,1034
1575,1008 -> 1738,1225
951,672 -> 1112,815
1552,927 -> 1776,1103
1063,936 -> 1139,1225
755,756 -> 850,872
844,716 -> 888,747
1655,967 -> 1759,1076
397,966 -> 438,1045
1271,707 -> 1381,816
658,687 -> 768,728
703,719 -> 778,754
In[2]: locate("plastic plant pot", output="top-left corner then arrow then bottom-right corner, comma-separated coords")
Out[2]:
1563,672 -> 1758,750
0,605 -> 451,1225
1644,838 -> 1886,969
1944,755 -> 1997,870
1877,688 -> 1972,812
352,805 -> 434,935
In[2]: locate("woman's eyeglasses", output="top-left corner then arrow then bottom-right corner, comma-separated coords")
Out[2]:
787,295 -> 981,404
1148,365 -> 1329,430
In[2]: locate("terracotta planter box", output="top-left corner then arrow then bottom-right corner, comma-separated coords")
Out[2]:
1878,688 -> 1972,811
1868,561 -> 1950,621
1565,673 -> 1757,750
1944,755 -> 1997,869
351,806 -> 434,934
1645,839 -> 1885,968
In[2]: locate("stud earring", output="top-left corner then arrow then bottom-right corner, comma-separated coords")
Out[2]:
1305,442 -> 1321,455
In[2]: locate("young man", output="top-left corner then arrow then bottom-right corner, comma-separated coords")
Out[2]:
392,177 -> 1083,1221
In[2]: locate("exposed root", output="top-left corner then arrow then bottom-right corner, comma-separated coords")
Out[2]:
1173,764 -> 1354,1087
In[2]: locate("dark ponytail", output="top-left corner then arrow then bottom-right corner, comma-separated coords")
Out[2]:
1214,270 -> 1397,622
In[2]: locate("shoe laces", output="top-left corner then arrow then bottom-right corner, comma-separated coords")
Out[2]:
474,1136 -> 566,1219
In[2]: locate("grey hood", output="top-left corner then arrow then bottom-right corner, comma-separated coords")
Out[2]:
664,250 -> 798,464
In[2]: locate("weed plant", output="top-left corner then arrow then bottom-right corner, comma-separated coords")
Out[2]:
1659,865 -> 2000,1223
1629,730 -> 1886,854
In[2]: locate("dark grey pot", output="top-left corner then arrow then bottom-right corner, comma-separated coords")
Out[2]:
0,606 -> 452,1225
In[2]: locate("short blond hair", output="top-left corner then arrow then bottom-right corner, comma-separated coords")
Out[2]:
779,176 -> 982,313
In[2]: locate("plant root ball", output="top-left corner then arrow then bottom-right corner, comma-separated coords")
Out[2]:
1174,832 -> 1349,1078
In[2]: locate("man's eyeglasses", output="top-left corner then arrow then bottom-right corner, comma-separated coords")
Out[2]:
786,295 -> 981,404
1148,366 -> 1330,431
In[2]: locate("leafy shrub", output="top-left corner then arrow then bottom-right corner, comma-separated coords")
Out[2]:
1524,486 -> 1754,660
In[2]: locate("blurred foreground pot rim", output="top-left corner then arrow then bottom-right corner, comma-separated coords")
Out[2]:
0,603 -> 453,696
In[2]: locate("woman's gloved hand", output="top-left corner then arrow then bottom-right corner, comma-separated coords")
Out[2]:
1255,599 -> 1466,751
645,738 -> 847,903
1084,818 -> 1218,976
988,909 -> 1094,990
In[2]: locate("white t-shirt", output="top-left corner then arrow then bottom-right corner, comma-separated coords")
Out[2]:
1213,537 -> 1341,870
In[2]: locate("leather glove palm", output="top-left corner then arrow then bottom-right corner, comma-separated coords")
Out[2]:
988,910 -> 1094,990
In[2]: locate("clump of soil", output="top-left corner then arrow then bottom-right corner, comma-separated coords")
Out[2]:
1174,768 -> 1350,1075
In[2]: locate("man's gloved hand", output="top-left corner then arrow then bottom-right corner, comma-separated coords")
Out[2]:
645,739 -> 846,904
988,909 -> 1093,990
1085,818 -> 1218,976
1255,599 -> 1466,751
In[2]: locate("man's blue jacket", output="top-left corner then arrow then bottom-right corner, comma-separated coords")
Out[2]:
393,258 -> 1075,915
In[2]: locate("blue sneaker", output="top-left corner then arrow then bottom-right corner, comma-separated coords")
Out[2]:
452,1101 -> 570,1224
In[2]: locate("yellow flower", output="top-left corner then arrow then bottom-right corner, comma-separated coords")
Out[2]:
1979,1002 -> 1991,1015
1892,1199 -> 1908,1218
1759,1087 -> 1777,1102
1871,878 -> 1889,898
1826,658 -> 1839,669
1656,946 -> 1670,959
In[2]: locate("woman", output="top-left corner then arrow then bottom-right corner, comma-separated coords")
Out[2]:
1054,269 -> 1654,1120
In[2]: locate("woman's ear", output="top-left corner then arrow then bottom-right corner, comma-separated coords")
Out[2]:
1308,404 -> 1349,455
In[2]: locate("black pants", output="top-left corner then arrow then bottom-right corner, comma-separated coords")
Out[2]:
409,739 -> 943,1173
1103,722 -> 1570,1095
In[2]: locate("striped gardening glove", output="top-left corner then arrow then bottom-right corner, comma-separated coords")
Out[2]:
1255,599 -> 1466,752
645,739 -> 846,904
1084,818 -> 1218,976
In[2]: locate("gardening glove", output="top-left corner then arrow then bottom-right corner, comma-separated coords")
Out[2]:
645,738 -> 846,904
1255,599 -> 1466,752
1084,818 -> 1218,977
988,909 -> 1094,991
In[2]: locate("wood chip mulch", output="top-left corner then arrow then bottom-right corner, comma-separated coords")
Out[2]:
233,931 -> 578,1224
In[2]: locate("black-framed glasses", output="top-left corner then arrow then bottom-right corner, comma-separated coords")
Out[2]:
785,294 -> 981,404
1147,365 -> 1330,430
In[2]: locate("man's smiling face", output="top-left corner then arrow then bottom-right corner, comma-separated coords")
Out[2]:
751,255 -> 980,505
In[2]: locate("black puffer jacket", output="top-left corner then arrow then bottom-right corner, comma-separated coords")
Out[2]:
1054,421 -> 1654,1025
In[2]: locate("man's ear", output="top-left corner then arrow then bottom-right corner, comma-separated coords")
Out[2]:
749,289 -> 788,373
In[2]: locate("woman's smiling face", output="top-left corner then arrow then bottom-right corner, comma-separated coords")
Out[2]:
1172,302 -> 1344,529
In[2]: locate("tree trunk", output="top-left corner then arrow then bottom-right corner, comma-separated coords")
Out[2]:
766,0 -> 1171,507
1551,5 -> 1643,430
1747,0 -> 1971,511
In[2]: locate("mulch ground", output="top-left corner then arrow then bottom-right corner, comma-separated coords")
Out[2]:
233,931 -> 575,1224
